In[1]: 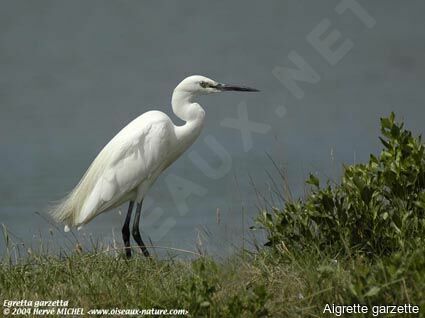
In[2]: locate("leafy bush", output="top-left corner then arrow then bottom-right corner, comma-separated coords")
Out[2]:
346,245 -> 425,304
259,113 -> 425,256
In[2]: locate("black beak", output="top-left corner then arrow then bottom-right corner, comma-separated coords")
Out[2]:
215,83 -> 259,92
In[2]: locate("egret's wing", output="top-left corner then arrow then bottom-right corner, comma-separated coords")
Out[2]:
76,114 -> 170,225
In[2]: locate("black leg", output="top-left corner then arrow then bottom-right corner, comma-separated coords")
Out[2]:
122,201 -> 134,259
132,200 -> 150,257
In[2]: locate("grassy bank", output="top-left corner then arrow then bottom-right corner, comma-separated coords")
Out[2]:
1,113 -> 424,317
1,247 -> 424,317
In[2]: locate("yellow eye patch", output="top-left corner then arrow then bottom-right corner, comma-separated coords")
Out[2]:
200,81 -> 210,88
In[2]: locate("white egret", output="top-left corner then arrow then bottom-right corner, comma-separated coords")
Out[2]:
50,75 -> 258,258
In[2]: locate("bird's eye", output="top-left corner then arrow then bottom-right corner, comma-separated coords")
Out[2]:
200,81 -> 209,88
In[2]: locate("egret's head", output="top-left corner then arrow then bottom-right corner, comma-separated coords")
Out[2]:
175,75 -> 259,96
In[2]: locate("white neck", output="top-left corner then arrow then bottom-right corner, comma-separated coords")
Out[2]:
171,89 -> 205,122
171,88 -> 206,144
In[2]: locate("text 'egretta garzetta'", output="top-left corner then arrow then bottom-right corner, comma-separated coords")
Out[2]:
50,75 -> 258,258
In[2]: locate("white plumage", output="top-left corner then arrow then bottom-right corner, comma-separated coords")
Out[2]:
49,75 -> 258,257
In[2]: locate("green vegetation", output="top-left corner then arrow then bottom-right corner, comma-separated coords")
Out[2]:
259,112 -> 425,257
1,113 -> 424,317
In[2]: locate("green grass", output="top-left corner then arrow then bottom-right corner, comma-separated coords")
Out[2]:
1,247 -> 423,317
1,113 -> 424,317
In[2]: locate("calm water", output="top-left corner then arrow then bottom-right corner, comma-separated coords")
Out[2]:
1,0 -> 424,257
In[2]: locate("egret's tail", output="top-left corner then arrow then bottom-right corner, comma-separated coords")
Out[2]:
49,147 -> 112,231
49,172 -> 99,230
49,191 -> 80,230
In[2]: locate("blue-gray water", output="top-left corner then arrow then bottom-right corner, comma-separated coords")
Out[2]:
1,1 -> 424,258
